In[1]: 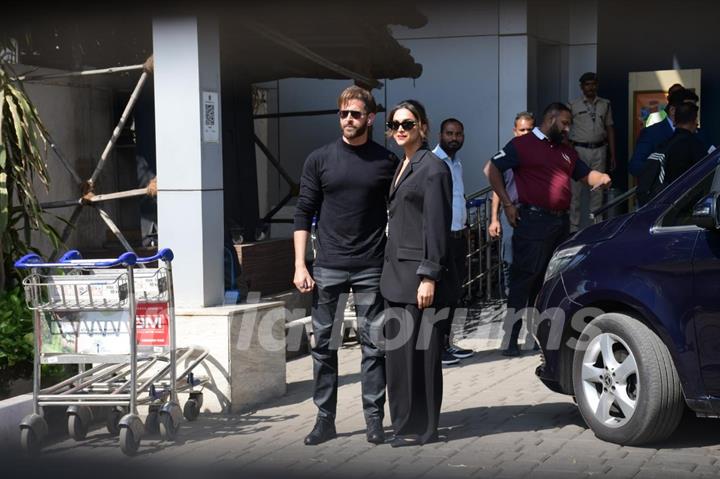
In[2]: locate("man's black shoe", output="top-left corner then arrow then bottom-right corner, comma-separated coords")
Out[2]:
447,345 -> 474,359
304,418 -> 336,445
441,350 -> 460,366
390,436 -> 416,448
366,419 -> 385,444
501,346 -> 521,357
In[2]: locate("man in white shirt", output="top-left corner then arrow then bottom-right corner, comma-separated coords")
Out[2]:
432,118 -> 474,366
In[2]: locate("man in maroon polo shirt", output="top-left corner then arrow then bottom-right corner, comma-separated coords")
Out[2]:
486,102 -> 611,356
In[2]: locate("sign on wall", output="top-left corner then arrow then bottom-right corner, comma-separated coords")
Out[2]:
202,91 -> 219,143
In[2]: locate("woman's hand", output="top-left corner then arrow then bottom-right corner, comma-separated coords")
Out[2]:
417,278 -> 436,309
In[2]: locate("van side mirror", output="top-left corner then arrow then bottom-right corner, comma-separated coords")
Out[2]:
691,192 -> 720,230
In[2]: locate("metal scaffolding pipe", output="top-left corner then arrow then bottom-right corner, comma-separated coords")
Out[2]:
253,134 -> 298,189
14,64 -> 145,82
95,206 -> 139,261
89,70 -> 149,185
240,19 -> 380,89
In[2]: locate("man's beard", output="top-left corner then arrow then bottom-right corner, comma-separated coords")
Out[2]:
343,122 -> 368,140
441,141 -> 462,155
548,126 -> 564,144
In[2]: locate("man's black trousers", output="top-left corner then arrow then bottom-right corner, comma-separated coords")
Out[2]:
311,266 -> 386,424
504,207 -> 570,349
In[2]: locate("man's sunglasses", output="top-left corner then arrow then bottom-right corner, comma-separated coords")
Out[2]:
386,120 -> 417,131
338,110 -> 365,119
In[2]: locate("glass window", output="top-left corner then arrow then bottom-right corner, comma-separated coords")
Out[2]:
660,169 -> 716,227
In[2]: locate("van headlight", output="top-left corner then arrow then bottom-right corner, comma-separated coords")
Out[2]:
544,245 -> 586,282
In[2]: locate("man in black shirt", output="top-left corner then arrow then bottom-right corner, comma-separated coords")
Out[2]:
662,102 -> 707,185
294,86 -> 399,446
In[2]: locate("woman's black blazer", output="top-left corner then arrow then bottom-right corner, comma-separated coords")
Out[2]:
380,147 -> 454,305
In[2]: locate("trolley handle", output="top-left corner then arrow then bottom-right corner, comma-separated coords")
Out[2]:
136,248 -> 174,264
466,198 -> 487,208
14,251 -> 138,269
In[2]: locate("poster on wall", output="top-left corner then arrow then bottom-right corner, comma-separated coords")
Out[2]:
632,90 -> 668,146
627,69 -> 702,198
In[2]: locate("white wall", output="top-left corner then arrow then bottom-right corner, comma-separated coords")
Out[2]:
377,35 -> 500,195
527,0 -> 598,108
252,0 -> 599,225
255,0 -> 536,215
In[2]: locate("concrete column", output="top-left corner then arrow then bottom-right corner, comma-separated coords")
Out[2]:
567,0 -> 598,101
499,0 -> 529,146
153,16 -> 224,307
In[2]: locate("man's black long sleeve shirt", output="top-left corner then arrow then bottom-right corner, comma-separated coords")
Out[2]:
294,138 -> 399,269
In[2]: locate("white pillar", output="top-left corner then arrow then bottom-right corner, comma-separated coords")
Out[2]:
153,16 -> 224,307
499,0 -> 529,146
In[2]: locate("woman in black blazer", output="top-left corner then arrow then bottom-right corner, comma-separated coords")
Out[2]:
380,100 -> 453,446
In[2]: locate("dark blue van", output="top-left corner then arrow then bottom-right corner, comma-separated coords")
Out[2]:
534,148 -> 720,445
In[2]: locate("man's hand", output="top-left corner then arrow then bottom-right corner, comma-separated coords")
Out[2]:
147,177 -> 158,197
417,278 -> 435,309
293,265 -> 315,293
590,173 -> 612,191
504,204 -> 519,228
488,219 -> 502,238
608,154 -> 617,172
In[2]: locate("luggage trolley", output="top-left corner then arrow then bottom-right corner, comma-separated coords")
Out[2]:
15,249 -> 209,456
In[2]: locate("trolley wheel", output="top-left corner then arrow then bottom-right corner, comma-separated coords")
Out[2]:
20,428 -> 41,457
183,399 -> 200,421
106,408 -> 123,436
159,412 -> 179,442
145,410 -> 160,434
119,427 -> 140,456
68,414 -> 88,441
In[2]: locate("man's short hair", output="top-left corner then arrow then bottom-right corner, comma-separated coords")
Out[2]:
440,118 -> 464,132
542,102 -> 572,119
514,111 -> 534,125
668,83 -> 684,95
338,86 -> 377,114
674,102 -> 699,125
668,88 -> 699,107
579,72 -> 597,83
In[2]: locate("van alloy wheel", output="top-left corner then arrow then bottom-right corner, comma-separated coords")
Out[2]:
580,333 -> 638,428
572,313 -> 684,445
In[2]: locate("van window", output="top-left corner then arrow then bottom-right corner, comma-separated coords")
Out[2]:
660,169 -> 715,227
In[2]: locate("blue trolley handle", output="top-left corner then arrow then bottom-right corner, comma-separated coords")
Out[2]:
136,248 -> 174,264
466,198 -> 486,208
14,251 -> 138,269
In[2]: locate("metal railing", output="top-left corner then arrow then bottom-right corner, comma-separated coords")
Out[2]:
463,186 -> 503,302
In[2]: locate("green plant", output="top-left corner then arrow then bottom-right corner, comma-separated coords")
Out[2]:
0,59 -> 62,291
0,286 -> 33,369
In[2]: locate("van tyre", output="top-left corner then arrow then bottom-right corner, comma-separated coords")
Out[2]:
572,313 -> 684,445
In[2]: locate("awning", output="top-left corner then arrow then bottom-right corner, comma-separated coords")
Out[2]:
1,1 -> 425,88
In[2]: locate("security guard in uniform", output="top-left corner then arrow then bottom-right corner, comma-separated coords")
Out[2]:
568,72 -> 616,232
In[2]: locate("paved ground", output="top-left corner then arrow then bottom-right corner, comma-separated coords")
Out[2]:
8,303 -> 720,479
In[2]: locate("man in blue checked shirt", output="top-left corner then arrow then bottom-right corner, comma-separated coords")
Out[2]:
432,118 -> 474,366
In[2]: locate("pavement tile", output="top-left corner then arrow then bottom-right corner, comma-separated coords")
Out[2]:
30,311 -> 720,479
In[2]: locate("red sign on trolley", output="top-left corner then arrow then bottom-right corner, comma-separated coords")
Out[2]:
136,302 -> 170,347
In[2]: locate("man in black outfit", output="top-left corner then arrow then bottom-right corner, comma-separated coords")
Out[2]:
293,86 -> 399,445
660,101 -> 707,185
